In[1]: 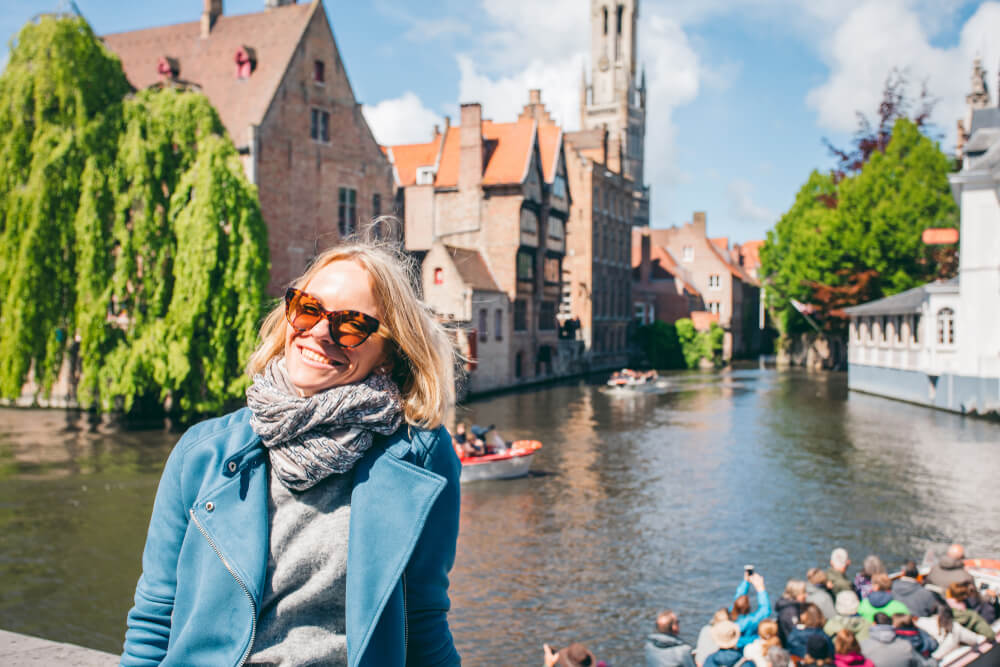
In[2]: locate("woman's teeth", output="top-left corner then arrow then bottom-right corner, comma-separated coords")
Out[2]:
301,347 -> 335,365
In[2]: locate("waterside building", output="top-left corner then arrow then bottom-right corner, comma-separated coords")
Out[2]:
844,107 -> 1000,415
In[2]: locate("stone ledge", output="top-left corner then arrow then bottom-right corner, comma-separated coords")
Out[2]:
0,629 -> 118,666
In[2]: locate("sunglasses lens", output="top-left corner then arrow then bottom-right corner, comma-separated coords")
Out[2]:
330,313 -> 377,348
285,290 -> 323,331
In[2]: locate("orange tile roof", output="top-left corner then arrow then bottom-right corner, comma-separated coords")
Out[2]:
690,311 -> 719,331
705,239 -> 756,284
429,118 -> 537,188
386,136 -> 441,186
737,240 -> 764,272
710,237 -> 729,251
482,118 -> 536,185
103,2 -> 316,147
537,124 -> 561,183
631,232 -> 701,297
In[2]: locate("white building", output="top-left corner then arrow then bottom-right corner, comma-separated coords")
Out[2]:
844,107 -> 1000,415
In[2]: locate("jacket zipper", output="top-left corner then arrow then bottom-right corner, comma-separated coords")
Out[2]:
190,508 -> 257,666
402,571 -> 409,664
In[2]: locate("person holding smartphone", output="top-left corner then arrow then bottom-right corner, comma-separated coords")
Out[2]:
731,566 -> 772,649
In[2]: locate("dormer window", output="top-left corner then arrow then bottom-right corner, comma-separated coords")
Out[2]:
157,56 -> 179,81
235,46 -> 256,80
416,166 -> 436,185
314,60 -> 325,85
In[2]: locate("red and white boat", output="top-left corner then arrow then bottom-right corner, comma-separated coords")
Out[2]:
456,439 -> 542,483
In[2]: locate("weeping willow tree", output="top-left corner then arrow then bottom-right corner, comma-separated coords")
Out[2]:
0,15 -> 269,418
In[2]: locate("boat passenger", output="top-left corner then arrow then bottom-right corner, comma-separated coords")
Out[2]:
645,610 -> 697,667
807,568 -> 838,622
788,604 -> 835,658
703,621 -> 743,667
858,574 -> 910,622
833,628 -> 875,667
946,584 -> 996,640
914,605 -> 987,660
544,641 -> 599,667
802,634 -> 835,667
890,614 -> 938,658
953,581 -> 998,624
732,573 -> 772,649
776,579 -> 808,644
860,613 -> 936,667
119,240 -> 462,667
925,544 -> 974,591
827,548 -> 854,596
768,648 -> 791,667
743,619 -> 781,667
695,608 -> 731,667
854,555 -> 887,600
891,561 -> 940,618
824,591 -> 872,641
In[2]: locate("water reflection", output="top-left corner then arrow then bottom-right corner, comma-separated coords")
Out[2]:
0,370 -> 998,666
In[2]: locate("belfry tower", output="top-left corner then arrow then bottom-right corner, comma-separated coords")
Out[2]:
581,0 -> 649,225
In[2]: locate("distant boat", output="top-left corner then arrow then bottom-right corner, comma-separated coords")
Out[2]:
604,369 -> 669,394
457,438 -> 542,483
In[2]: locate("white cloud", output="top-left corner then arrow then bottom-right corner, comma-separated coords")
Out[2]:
805,1 -> 1000,147
362,92 -> 443,146
727,179 -> 776,224
401,17 -> 469,42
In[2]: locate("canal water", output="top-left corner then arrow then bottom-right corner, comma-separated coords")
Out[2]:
0,369 -> 998,665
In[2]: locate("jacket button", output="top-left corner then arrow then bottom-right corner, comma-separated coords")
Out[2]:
227,461 -> 238,473
205,501 -> 215,512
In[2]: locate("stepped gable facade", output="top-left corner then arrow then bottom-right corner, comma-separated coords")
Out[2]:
103,0 -> 394,293
385,93 -> 572,383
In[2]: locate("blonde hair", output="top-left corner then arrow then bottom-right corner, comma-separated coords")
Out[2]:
247,239 -> 458,429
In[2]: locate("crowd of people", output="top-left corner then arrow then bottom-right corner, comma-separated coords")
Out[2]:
543,544 -> 997,667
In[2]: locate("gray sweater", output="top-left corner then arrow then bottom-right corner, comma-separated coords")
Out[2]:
248,466 -> 353,667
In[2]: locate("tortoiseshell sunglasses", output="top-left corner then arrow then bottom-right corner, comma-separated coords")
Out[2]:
284,288 -> 381,348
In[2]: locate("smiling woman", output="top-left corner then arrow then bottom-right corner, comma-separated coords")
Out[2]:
121,239 -> 462,667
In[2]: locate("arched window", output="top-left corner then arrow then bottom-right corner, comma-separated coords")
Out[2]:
937,308 -> 955,345
602,7 -> 608,35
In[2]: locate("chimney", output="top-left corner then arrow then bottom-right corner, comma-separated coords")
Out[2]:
459,103 -> 483,191
266,0 -> 297,7
639,232 -> 651,284
693,211 -> 707,237
201,0 -> 223,38
529,89 -> 541,105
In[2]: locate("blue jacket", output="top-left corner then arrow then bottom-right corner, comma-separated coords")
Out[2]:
703,648 -> 744,667
733,581 -> 772,648
120,408 -> 461,667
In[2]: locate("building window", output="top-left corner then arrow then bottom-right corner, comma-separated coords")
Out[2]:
310,108 -> 330,143
553,174 -> 567,199
338,187 -> 356,236
937,308 -> 955,345
313,60 -> 325,84
635,302 -> 646,324
372,193 -> 381,217
708,274 -> 720,289
543,256 -> 561,284
538,301 -> 556,330
517,250 -> 535,281
682,245 -> 694,262
708,302 -> 720,315
602,7 -> 608,34
520,208 -> 538,234
515,351 -> 523,378
478,309 -> 488,342
433,267 -> 443,285
513,300 -> 528,331
912,314 -> 920,344
548,217 -> 564,240
495,309 -> 503,341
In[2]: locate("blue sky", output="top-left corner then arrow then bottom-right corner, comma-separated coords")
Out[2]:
2,0 -> 999,244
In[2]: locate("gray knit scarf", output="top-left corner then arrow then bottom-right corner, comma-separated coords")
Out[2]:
246,357 -> 403,491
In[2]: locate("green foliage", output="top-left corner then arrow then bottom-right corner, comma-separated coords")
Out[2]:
0,16 -> 270,418
675,318 -> 725,369
760,118 -> 957,336
635,321 -> 684,369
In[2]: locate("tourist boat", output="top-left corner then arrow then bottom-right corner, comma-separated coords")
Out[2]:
457,438 -> 542,483
604,369 -> 669,394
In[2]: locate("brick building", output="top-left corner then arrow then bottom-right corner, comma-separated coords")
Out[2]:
563,128 -> 635,366
103,0 -> 395,293
635,212 -> 763,358
632,231 -> 702,326
384,94 -> 572,384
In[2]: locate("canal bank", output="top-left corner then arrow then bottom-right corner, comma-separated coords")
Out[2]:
1,369 -> 998,665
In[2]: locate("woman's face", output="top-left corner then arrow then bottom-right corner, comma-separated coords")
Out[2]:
284,260 -> 389,396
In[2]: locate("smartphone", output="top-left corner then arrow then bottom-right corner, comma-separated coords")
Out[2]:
744,564 -> 754,576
